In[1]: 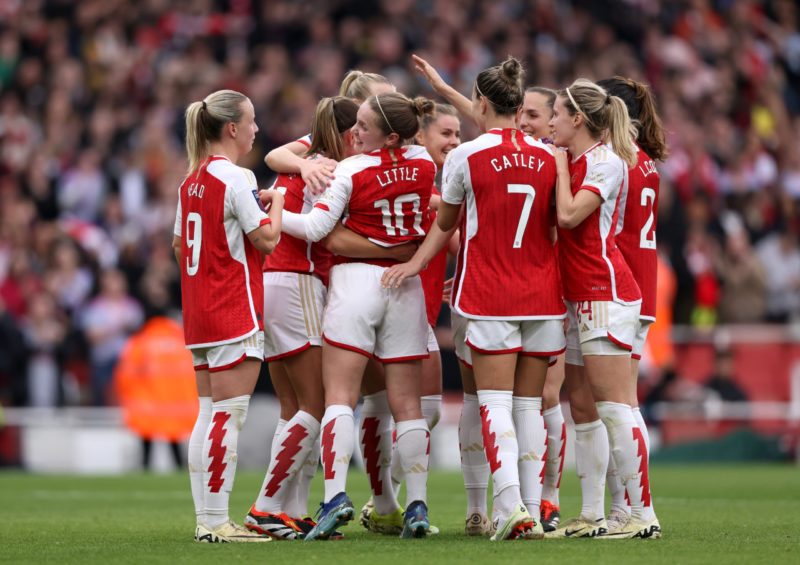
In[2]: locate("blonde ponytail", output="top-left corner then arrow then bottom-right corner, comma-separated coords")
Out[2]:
307,96 -> 358,162
184,89 -> 248,173
606,96 -> 637,168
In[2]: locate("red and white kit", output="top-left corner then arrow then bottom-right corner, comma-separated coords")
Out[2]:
173,155 -> 269,371
282,145 -> 436,362
557,142 -> 641,362
441,128 -> 566,355
615,144 -> 659,359
262,167 -> 332,361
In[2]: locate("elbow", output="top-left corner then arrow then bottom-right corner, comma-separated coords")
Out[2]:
557,213 -> 578,229
264,150 -> 278,170
258,237 -> 279,255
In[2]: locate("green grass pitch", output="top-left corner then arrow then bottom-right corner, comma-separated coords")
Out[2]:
1,464 -> 797,564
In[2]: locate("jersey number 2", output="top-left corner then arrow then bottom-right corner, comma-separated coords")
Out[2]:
186,212 -> 202,276
507,184 -> 536,248
639,187 -> 656,250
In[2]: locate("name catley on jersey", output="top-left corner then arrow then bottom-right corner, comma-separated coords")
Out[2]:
174,156 -> 269,348
442,128 -> 565,320
557,142 -> 641,305
303,145 -> 436,258
615,145 -> 659,320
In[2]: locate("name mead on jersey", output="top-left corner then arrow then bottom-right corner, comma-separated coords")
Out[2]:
187,183 -> 205,198
377,166 -> 419,187
491,153 -> 546,173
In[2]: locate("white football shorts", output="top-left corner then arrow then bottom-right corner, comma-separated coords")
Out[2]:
451,310 -> 472,368
191,331 -> 265,372
632,318 -> 654,361
465,319 -> 566,357
322,262 -> 428,363
427,324 -> 439,353
263,272 -> 326,361
565,300 -> 640,366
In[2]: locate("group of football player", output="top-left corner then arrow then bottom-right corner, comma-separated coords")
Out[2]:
173,52 -> 667,543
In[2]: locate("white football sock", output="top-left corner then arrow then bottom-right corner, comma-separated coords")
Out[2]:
460,393 -> 489,516
189,396 -> 212,525
421,394 -> 442,430
513,396 -> 546,519
254,410 -> 319,514
574,419 -> 609,522
360,391 -> 398,515
597,401 -> 655,522
606,448 -> 629,517
203,395 -> 250,528
542,404 -> 566,506
395,418 -> 430,507
478,390 -> 522,518
320,404 -> 355,503
285,431 -> 321,518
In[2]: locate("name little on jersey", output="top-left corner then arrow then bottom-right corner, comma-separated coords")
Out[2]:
376,166 -> 420,187
490,153 -> 547,173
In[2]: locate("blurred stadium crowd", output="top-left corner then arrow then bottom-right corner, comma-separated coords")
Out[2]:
1,0 -> 799,408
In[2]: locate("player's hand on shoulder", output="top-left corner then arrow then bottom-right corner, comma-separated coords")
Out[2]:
259,188 -> 284,210
300,158 -> 336,195
549,144 -> 569,173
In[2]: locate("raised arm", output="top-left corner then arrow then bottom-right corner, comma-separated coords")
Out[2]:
412,54 -> 476,125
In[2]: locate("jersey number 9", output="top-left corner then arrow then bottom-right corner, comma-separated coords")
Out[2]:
186,212 -> 202,276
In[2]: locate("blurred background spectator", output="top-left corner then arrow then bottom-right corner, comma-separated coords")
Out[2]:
0,0 -> 799,407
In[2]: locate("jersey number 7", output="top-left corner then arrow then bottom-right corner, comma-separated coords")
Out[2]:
507,184 -> 536,248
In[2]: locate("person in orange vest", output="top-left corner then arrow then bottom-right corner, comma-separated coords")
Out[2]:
114,314 -> 198,469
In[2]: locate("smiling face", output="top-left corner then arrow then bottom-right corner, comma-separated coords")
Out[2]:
549,95 -> 579,148
519,91 -> 554,139
417,114 -> 461,168
352,102 -> 391,154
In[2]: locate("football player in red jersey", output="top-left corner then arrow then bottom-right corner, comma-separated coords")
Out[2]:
595,76 -> 668,534
547,79 -> 661,540
280,93 -> 437,541
246,96 -> 417,539
386,58 -> 563,541
173,90 -> 283,543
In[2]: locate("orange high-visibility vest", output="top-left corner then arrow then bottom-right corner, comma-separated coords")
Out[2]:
113,317 -> 198,440
646,253 -> 676,368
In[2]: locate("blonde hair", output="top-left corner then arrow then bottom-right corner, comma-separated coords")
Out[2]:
339,70 -> 393,102
560,78 -> 638,167
184,89 -> 248,172
419,103 -> 459,131
307,96 -> 359,162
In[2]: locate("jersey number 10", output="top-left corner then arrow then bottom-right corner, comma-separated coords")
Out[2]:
374,193 -> 425,237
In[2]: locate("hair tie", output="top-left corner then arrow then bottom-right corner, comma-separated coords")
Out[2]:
375,95 -> 395,133
606,94 -> 611,105
202,100 -> 207,111
566,87 -> 584,117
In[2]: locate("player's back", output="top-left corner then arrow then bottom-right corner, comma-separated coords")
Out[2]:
341,145 -> 436,250
177,156 -> 265,347
616,145 -> 659,319
447,128 -> 563,319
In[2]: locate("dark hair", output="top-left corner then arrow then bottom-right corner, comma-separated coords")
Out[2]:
419,103 -> 459,131
558,78 -> 637,167
184,89 -> 248,172
473,57 -> 525,116
307,96 -> 358,162
525,86 -> 556,111
367,93 -> 435,140
596,76 -> 668,161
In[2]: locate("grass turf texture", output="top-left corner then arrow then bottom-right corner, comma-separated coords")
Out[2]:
1,465 -> 797,564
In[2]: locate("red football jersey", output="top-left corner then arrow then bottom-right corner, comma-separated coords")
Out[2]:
616,145 -> 659,319
557,142 -> 641,304
174,156 -> 270,347
442,128 -> 565,320
296,145 -> 436,267
419,185 -> 448,327
263,171 -> 332,285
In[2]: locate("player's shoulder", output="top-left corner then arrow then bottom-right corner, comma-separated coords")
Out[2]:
521,134 -> 556,157
208,158 -> 256,188
447,133 -> 501,164
402,144 -> 435,164
586,143 -> 623,169
335,152 -> 379,178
